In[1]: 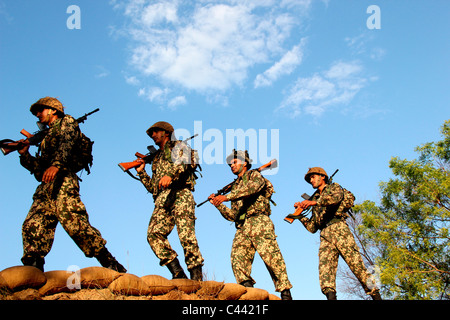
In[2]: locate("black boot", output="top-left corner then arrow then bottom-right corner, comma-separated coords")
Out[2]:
189,265 -> 203,281
325,290 -> 337,300
240,280 -> 254,288
281,289 -> 293,300
167,258 -> 188,279
95,247 -> 127,273
21,254 -> 45,272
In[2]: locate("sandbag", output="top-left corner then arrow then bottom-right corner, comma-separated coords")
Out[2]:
0,266 -> 46,291
80,266 -> 121,289
268,293 -> 281,300
108,274 -> 152,296
140,274 -> 176,295
39,270 -> 78,296
196,281 -> 225,298
217,283 -> 247,300
170,278 -> 201,294
239,287 -> 269,300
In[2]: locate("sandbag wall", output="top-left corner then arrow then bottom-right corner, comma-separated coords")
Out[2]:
0,266 -> 280,300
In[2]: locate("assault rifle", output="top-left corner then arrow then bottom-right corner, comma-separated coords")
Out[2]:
118,134 -> 198,181
0,108 -> 100,156
196,158 -> 278,208
284,169 -> 339,224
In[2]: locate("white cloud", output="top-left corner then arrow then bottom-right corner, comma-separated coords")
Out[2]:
168,96 -> 187,110
276,60 -> 371,118
254,38 -> 307,88
114,0 -> 312,104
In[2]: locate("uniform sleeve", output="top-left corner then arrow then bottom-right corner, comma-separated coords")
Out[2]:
300,215 -> 319,234
225,171 -> 265,201
316,183 -> 344,207
216,203 -> 237,222
51,116 -> 79,169
19,151 -> 39,175
137,169 -> 154,194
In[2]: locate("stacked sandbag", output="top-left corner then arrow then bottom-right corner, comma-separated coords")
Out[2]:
0,265 -> 274,300
141,274 -> 176,295
0,266 -> 46,292
81,266 -> 121,289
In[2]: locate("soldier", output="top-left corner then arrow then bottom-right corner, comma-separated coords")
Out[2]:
17,97 -> 126,273
294,167 -> 381,300
209,150 -> 293,300
135,121 -> 204,280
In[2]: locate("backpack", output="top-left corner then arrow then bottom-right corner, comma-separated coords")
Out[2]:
336,185 -> 355,219
71,131 -> 94,175
167,140 -> 202,182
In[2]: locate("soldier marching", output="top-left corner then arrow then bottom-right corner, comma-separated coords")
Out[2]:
1,97 -> 382,300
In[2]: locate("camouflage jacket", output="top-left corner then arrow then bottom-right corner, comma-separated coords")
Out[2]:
300,182 -> 344,233
138,140 -> 196,202
20,115 -> 82,181
216,170 -> 273,226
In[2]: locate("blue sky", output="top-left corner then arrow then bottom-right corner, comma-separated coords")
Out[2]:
0,0 -> 449,300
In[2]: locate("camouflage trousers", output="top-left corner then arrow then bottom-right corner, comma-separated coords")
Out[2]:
147,188 -> 204,270
231,214 -> 292,292
22,173 -> 107,262
318,220 -> 370,295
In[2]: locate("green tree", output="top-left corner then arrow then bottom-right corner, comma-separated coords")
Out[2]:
354,120 -> 450,300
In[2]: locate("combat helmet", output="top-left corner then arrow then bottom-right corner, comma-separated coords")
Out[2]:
146,121 -> 174,137
226,149 -> 252,169
304,167 -> 328,184
30,97 -> 65,116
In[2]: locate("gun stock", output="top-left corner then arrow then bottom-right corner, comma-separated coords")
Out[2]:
284,207 -> 305,224
118,160 -> 142,172
118,152 -> 149,172
257,159 -> 277,172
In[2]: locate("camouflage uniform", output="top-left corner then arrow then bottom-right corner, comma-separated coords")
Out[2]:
216,169 -> 292,292
300,183 -> 372,296
137,140 -> 204,271
20,115 -> 108,265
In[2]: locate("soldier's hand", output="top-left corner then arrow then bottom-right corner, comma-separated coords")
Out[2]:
210,195 -> 228,206
17,139 -> 30,155
159,175 -> 173,189
298,199 -> 317,210
42,166 -> 59,183
135,159 -> 145,172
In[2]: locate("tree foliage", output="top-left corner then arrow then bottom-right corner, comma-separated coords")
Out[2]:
354,120 -> 450,300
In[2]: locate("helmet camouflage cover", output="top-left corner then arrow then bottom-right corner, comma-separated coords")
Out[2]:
226,149 -> 252,169
304,167 -> 328,184
30,97 -> 65,115
146,121 -> 174,136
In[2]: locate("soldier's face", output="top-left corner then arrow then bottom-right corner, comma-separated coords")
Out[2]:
310,174 -> 325,189
230,159 -> 246,175
151,130 -> 169,147
35,108 -> 55,125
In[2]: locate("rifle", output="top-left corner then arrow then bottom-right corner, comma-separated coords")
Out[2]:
118,134 -> 198,181
0,108 -> 100,156
196,158 -> 278,208
284,169 -> 339,224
